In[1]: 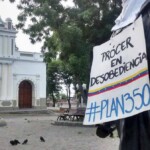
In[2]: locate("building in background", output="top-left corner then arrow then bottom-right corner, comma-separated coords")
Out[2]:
0,17 -> 46,109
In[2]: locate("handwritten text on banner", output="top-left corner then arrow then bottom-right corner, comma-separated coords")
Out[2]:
83,16 -> 150,125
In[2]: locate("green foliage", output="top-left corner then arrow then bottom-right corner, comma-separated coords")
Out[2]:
46,60 -> 62,106
59,93 -> 67,100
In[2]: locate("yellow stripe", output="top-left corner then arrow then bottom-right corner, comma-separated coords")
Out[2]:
89,68 -> 148,93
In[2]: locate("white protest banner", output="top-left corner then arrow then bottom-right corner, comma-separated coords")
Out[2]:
83,16 -> 150,125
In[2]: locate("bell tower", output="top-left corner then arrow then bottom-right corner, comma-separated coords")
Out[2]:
0,17 -> 17,57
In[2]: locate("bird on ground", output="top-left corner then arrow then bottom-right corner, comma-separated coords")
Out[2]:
22,139 -> 28,145
40,136 -> 45,142
10,139 -> 20,146
14,139 -> 20,144
10,140 -> 17,146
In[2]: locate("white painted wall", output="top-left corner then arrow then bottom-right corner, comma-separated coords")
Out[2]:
13,60 -> 46,99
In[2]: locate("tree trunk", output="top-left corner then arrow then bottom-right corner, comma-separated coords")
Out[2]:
67,84 -> 71,109
51,93 -> 56,107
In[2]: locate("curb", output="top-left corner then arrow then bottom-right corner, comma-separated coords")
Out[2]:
52,120 -> 95,128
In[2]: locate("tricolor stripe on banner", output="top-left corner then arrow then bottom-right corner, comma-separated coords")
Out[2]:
88,68 -> 149,97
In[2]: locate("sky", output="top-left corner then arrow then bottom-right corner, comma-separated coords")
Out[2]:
0,0 -> 73,53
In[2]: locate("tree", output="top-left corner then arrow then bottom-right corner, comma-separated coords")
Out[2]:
47,60 -> 62,107
59,61 -> 73,109
56,0 -> 122,103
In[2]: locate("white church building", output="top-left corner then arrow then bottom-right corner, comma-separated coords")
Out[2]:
0,17 -> 46,109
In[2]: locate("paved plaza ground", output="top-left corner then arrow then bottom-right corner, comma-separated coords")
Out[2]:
0,114 -> 119,150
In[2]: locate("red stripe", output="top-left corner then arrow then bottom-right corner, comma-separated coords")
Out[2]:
88,73 -> 148,97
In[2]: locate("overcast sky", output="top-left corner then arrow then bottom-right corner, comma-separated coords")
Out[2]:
0,0 -> 73,53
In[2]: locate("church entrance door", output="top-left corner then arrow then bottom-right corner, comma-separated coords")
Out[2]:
19,80 -> 32,108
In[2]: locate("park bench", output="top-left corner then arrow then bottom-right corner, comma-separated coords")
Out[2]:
68,107 -> 85,121
57,107 -> 85,121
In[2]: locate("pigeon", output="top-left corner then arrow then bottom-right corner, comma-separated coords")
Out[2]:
10,140 -> 17,146
22,139 -> 28,145
10,139 -> 20,146
40,136 -> 45,142
14,139 -> 20,144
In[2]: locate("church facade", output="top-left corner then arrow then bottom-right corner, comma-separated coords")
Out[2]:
0,17 -> 46,109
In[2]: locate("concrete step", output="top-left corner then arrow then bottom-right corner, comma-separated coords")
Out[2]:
0,108 -> 54,115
